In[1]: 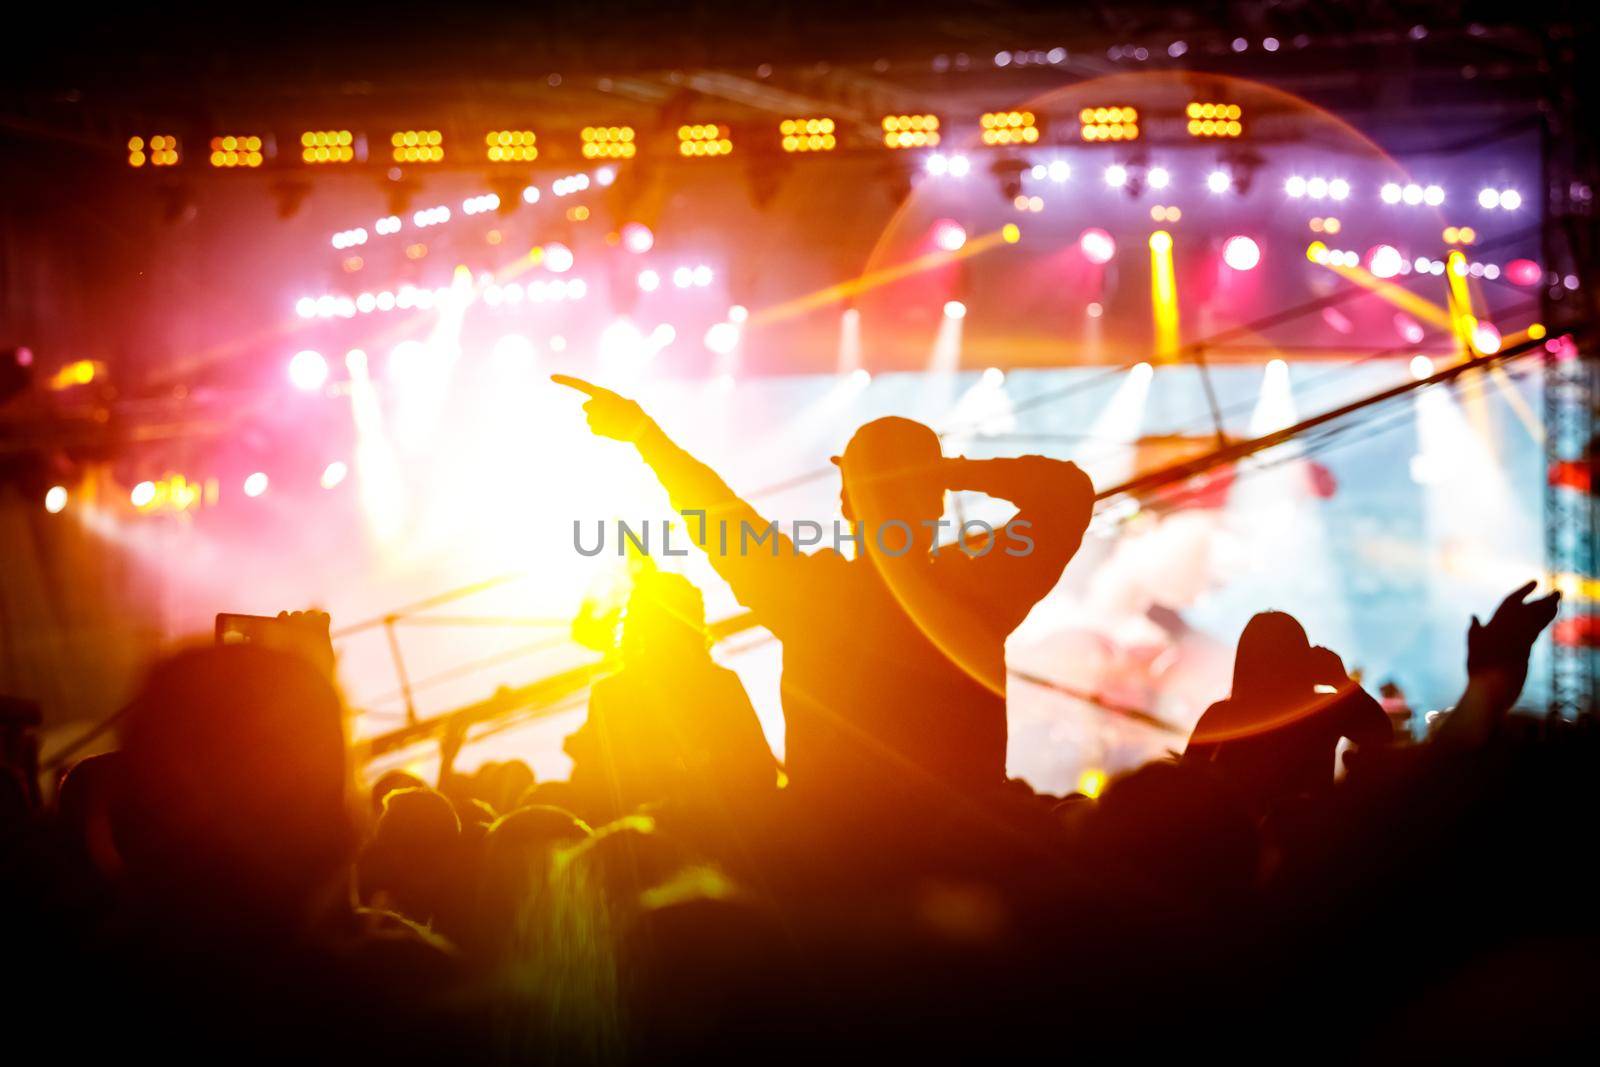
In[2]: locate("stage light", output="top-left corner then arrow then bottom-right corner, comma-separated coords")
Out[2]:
1329,178 -> 1350,200
412,205 -> 450,227
207,134 -> 266,168
1002,223 -> 1021,243
1207,169 -> 1232,194
1477,187 -> 1522,210
131,481 -> 156,507
242,472 -> 269,498
882,114 -> 940,148
850,368 -> 871,388
1250,359 -> 1296,436
391,130 -> 444,163
45,486 -> 67,514
933,219 -> 967,252
637,269 -> 661,291
128,135 -> 179,167
1104,164 -> 1128,188
1285,175 -> 1307,198
705,321 -> 741,354
1079,106 -> 1138,142
728,304 -> 749,323
1471,322 -> 1502,354
1381,182 -> 1403,204
1505,258 -> 1541,286
981,110 -> 1040,146
1147,166 -> 1171,189
1185,102 -> 1243,138
543,243 -> 574,273
288,350 -> 329,391
1223,235 -> 1261,271
375,215 -> 402,235
926,152 -> 971,177
780,117 -> 836,152
485,130 -> 538,162
1423,184 -> 1445,206
1402,183 -> 1424,205
301,130 -> 356,163
1149,232 -> 1178,360
679,123 -> 733,157
1080,227 -> 1116,264
1150,205 -> 1180,222
600,319 -> 648,364
1410,354 -> 1435,380
943,300 -> 967,319
1368,244 -> 1403,279
581,126 -> 636,159
462,193 -> 500,215
621,222 -> 654,254
319,461 -> 349,490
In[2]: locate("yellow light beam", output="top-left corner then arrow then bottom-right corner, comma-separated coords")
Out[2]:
1149,230 -> 1179,361
749,227 -> 1015,328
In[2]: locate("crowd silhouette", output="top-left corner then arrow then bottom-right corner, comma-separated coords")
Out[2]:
5,381 -> 1598,1060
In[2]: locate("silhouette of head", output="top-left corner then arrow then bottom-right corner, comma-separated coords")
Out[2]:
833,416 -> 945,554
622,572 -> 708,663
113,644 -> 356,914
359,786 -> 461,920
1232,610 -> 1315,703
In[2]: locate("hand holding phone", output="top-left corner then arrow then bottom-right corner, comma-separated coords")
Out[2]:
216,610 -> 336,677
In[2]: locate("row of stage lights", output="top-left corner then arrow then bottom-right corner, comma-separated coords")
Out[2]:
126,100 -> 1271,170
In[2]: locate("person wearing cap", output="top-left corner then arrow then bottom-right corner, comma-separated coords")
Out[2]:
554,374 -> 1094,806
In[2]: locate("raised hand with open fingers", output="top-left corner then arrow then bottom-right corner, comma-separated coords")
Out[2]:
551,374 -> 652,442
1467,580 -> 1561,680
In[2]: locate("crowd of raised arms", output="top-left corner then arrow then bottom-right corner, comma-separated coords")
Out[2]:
5,375 -> 1597,1061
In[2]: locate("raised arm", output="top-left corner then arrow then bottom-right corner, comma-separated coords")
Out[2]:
1437,581 -> 1560,748
944,454 -> 1096,603
553,376 -> 804,609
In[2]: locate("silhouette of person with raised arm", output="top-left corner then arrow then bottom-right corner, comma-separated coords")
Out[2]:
554,375 -> 1095,805
565,570 -> 778,817
1185,611 -> 1391,809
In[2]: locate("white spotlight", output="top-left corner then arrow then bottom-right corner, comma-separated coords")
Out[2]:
705,321 -> 741,355
1207,169 -> 1232,194
1105,164 -> 1128,188
45,485 -> 68,514
242,472 -> 269,498
288,350 -> 329,391
320,461 -> 349,489
943,300 -> 968,320
1147,166 -> 1171,189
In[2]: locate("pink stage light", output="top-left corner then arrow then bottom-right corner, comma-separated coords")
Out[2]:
1222,235 -> 1261,271
933,219 -> 967,252
288,349 -> 329,391
1079,228 -> 1116,265
1505,258 -> 1542,287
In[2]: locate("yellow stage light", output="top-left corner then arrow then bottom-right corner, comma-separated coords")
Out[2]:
129,135 -> 179,167
391,130 -> 444,163
1185,102 -> 1244,137
581,126 -> 637,159
981,110 -> 1040,146
485,130 -> 538,162
882,114 -> 940,148
677,124 -> 733,157
208,134 -> 266,168
780,117 -> 837,152
300,130 -> 356,164
1078,106 -> 1138,142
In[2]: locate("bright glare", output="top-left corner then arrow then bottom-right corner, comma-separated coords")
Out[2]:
1207,169 -> 1232,194
1409,355 -> 1435,380
705,321 -> 741,354
243,472 -> 269,498
45,485 -> 68,514
1147,166 -> 1171,189
637,269 -> 661,291
943,300 -> 967,320
1104,164 -> 1128,187
1222,235 -> 1261,271
321,461 -> 349,489
933,219 -> 967,252
131,481 -> 156,507
544,242 -> 574,273
620,222 -> 654,254
1369,244 -> 1404,279
1148,230 -> 1173,254
288,349 -> 329,391
1080,227 -> 1116,264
